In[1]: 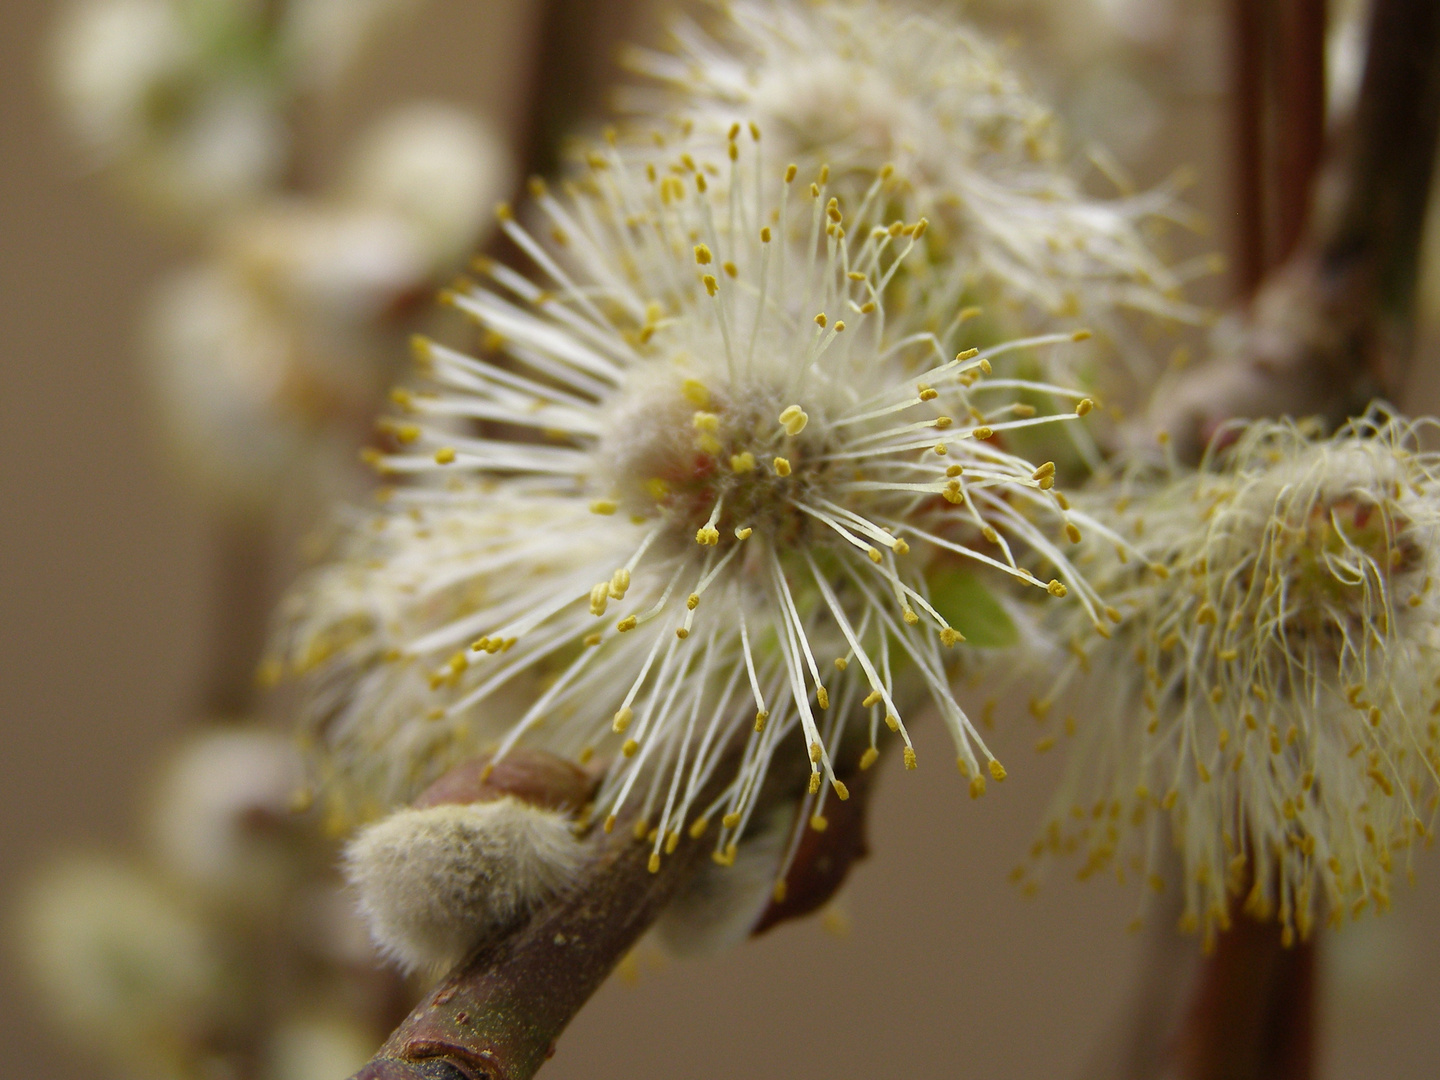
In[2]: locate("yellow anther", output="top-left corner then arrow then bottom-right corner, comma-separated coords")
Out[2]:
722,811 -> 742,830
933,443 -> 949,456
884,713 -> 900,732
589,583 -> 610,616
940,627 -> 964,646
1072,329 -> 1092,342
893,539 -> 910,555
784,164 -> 798,183
816,686 -> 830,710
902,607 -> 919,625
675,627 -> 689,639
971,426 -> 994,440
648,852 -> 661,873
723,262 -> 737,278
903,747 -> 918,770
946,464 -> 964,477
607,570 -> 631,602
696,525 -> 720,546
1076,399 -> 1094,416
754,709 -> 768,732
860,747 -> 880,771
603,814 -> 616,834
394,424 -> 421,444
617,616 -> 638,632
808,741 -> 823,763
590,499 -> 617,515
1032,461 -> 1056,480
773,457 -> 792,476
681,379 -> 710,407
778,404 -> 809,435
688,817 -> 710,839
735,526 -> 753,540
918,384 -> 938,401
703,274 -> 718,296
1047,580 -> 1067,598
834,657 -> 848,671
434,447 -> 457,465
760,226 -> 772,243
694,244 -> 713,265
644,477 -> 670,500
808,773 -> 821,794
622,738 -> 639,757
934,416 -> 953,430
612,707 -> 633,732
686,593 -> 700,611
583,632 -> 602,647
969,776 -> 986,799
981,525 -> 999,544
730,451 -> 756,473
862,690 -> 884,708
1195,603 -> 1218,625
815,313 -> 827,328
1105,606 -> 1122,624
989,760 -> 1007,781
693,411 -> 720,432
1065,522 -> 1082,544
1013,404 -> 1036,418
773,880 -> 788,903
867,547 -> 883,563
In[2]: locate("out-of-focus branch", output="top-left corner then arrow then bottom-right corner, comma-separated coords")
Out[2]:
1273,0 -> 1326,267
199,513 -> 275,717
1145,0 -> 1440,461
1176,913 -> 1315,1080
1231,0 -> 1266,293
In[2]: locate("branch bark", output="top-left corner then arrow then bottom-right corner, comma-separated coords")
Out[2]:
348,738 -> 875,1079
353,803 -> 713,1080
1145,0 -> 1440,461
1176,913 -> 1316,1080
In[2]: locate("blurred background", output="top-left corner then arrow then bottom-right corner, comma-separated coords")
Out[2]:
2,0 -> 1439,1077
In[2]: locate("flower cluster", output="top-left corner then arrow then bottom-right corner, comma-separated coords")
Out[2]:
620,0 -> 1206,385
1025,410 -> 1440,948
276,126 -> 1106,887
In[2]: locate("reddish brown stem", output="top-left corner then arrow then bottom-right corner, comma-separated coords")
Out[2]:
1232,0 -> 1267,293
1178,913 -> 1317,1080
355,808 -> 708,1080
1148,0 -> 1440,458
1273,0 -> 1327,267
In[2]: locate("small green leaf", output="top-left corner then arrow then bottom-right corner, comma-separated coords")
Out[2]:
926,566 -> 1019,649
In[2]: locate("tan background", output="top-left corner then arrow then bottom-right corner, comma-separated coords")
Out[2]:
3,1 -> 1439,1077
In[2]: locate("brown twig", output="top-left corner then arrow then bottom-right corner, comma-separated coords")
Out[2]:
347,729 -> 875,1080
1231,0 -> 1266,294
1145,0 -> 1440,461
1176,912 -> 1316,1080
353,803 -> 714,1080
